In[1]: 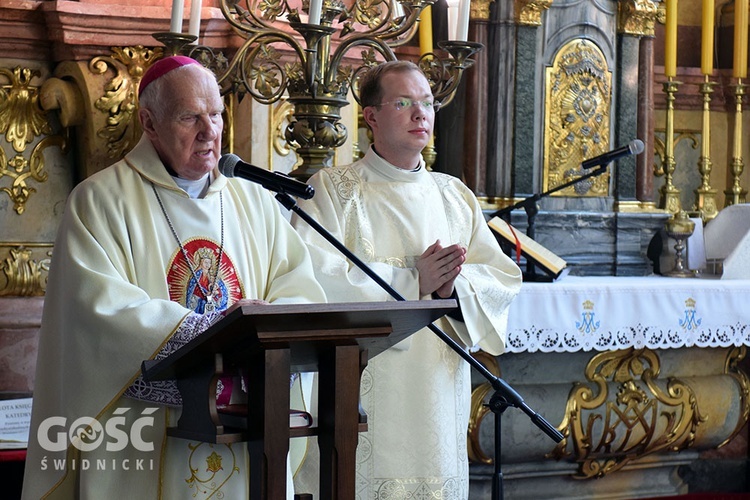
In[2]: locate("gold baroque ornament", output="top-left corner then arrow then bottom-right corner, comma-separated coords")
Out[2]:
0,67 -> 64,215
0,244 -> 51,296
89,46 -> 163,160
548,348 -> 706,479
470,0 -> 494,22
515,0 -> 553,26
543,39 -> 612,197
467,351 -> 502,464
718,346 -> 750,448
618,0 -> 659,37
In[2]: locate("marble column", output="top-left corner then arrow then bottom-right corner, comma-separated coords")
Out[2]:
637,36 -> 655,204
512,25 -> 538,196
614,33 -> 641,204
462,0 -> 491,197
485,0 -> 516,200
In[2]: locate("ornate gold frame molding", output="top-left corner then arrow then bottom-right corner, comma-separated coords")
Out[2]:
0,66 -> 67,215
0,243 -> 51,297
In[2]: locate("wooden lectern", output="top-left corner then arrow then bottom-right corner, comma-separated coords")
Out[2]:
141,300 -> 456,500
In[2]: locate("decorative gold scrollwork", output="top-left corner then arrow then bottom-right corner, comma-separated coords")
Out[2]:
0,244 -> 52,297
618,0 -> 659,37
0,67 -> 65,215
467,351 -> 501,464
515,0 -> 553,26
89,46 -> 163,160
549,348 -> 705,479
718,346 -> 750,448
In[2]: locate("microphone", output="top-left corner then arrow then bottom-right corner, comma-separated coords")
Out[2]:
219,154 -> 314,200
581,139 -> 645,169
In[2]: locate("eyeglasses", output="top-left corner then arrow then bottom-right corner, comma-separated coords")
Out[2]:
374,98 -> 441,112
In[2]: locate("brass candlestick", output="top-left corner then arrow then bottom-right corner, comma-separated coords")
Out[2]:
724,79 -> 748,206
694,74 -> 719,221
659,77 -> 682,215
151,32 -> 197,56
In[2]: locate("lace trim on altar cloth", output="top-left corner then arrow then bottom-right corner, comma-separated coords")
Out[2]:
506,322 -> 750,353
124,311 -> 224,406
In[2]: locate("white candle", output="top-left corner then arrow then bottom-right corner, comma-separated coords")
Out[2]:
188,0 -> 202,39
392,0 -> 404,20
456,0 -> 470,41
170,0 -> 184,34
308,0 -> 323,25
446,0 -> 459,40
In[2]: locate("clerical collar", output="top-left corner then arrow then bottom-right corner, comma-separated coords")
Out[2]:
371,146 -> 421,172
172,172 -> 212,199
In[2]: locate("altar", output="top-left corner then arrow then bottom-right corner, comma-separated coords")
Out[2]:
468,276 -> 750,499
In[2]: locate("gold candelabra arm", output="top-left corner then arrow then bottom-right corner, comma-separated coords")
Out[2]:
419,41 -> 483,106
152,32 -> 198,56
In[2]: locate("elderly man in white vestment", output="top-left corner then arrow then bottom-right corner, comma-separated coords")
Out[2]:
291,60 -> 522,499
22,56 -> 326,499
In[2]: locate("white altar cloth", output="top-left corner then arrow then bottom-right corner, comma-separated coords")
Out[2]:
504,275 -> 750,353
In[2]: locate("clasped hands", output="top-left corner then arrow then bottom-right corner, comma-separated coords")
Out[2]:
416,240 -> 466,299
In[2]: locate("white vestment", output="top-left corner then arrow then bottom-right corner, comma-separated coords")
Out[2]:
291,148 -> 522,499
22,136 -> 326,499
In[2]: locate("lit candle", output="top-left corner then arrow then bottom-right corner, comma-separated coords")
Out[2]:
170,0 -> 184,34
456,0 -> 470,42
392,0 -> 404,19
664,0 -> 677,77
734,0 -> 748,78
701,0 -> 714,74
446,0 -> 459,41
308,0 -> 323,25
188,0 -> 202,39
419,5 -> 433,55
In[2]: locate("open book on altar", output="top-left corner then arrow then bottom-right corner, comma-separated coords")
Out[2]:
488,216 -> 568,279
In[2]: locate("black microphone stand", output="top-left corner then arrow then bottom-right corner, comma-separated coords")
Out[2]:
276,192 -> 564,500
489,163 -> 610,281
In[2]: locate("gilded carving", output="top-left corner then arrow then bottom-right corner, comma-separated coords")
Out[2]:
549,348 -> 706,479
89,46 -> 163,160
718,346 -> 750,448
467,351 -> 501,464
470,0 -> 494,22
515,0 -> 553,26
618,0 -> 659,37
543,39 -> 612,197
0,244 -> 52,297
0,67 -> 65,215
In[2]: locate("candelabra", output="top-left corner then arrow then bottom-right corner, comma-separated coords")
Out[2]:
659,77 -> 681,215
694,75 -> 718,221
155,0 -> 482,179
725,79 -> 748,206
